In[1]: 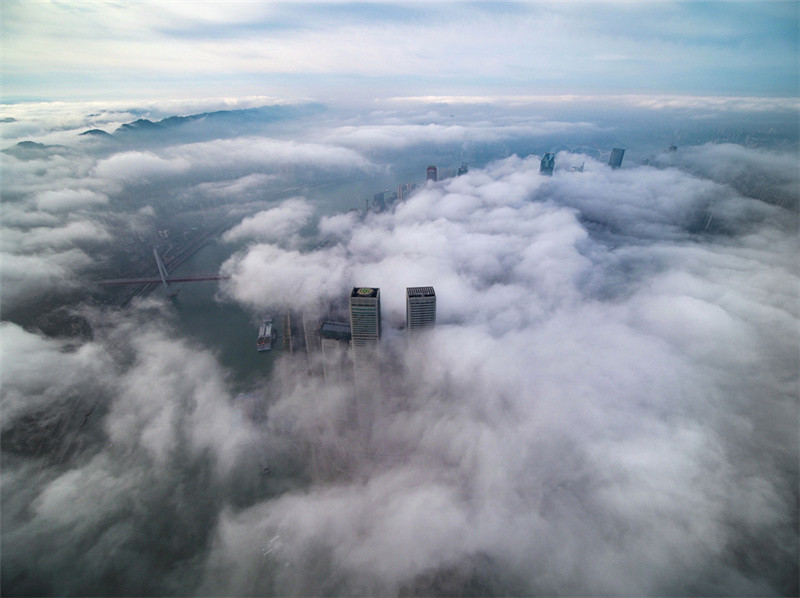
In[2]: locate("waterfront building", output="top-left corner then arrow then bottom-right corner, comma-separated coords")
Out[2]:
406,286 -> 436,332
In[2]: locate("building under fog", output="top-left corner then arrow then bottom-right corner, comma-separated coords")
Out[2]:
302,312 -> 323,375
397,182 -> 415,202
319,321 -> 351,383
406,286 -> 436,332
609,148 -> 625,169
426,165 -> 437,181
540,153 -> 555,175
349,288 -> 381,425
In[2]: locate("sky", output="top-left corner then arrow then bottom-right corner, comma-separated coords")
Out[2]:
2,1 -> 798,101
1,2 -> 799,597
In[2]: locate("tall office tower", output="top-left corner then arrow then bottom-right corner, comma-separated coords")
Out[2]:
406,286 -> 436,332
457,162 -> 469,176
302,312 -> 323,374
319,321 -> 351,383
608,148 -> 625,169
372,192 -> 386,212
349,288 -> 381,426
397,182 -> 416,202
426,165 -> 438,181
540,153 -> 555,175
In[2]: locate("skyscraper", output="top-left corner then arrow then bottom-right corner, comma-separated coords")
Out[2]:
397,182 -> 415,202
319,320 -> 351,383
540,153 -> 555,175
350,287 -> 381,343
426,165 -> 437,181
609,148 -> 625,169
302,312 -> 323,374
349,287 -> 381,426
406,286 -> 436,332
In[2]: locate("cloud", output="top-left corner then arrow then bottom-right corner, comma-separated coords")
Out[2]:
172,137 -> 374,172
93,151 -> 191,182
213,146 -> 798,595
0,248 -> 94,310
324,121 -> 601,151
1,94 -> 797,597
191,173 -> 277,201
222,197 -> 314,244
34,188 -> 109,211
1,308 -> 262,594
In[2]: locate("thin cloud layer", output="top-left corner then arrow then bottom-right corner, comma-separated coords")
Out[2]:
325,120 -> 601,151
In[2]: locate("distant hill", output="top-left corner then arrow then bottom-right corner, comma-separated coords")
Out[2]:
78,103 -> 326,144
2,140 -> 70,160
80,128 -> 114,137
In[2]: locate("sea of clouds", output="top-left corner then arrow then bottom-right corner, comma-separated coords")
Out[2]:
1,98 -> 798,596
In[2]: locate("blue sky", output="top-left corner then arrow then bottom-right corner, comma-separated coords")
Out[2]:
2,1 -> 798,102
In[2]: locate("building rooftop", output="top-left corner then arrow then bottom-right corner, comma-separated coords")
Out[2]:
351,287 -> 379,298
320,321 -> 351,340
407,286 -> 436,298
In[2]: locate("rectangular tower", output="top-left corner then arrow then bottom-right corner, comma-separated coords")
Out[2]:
320,321 -> 351,383
608,148 -> 625,169
350,287 -> 381,344
540,153 -> 555,176
406,286 -> 436,332
349,288 -> 381,427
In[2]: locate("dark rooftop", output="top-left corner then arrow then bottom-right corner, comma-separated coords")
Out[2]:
406,286 -> 436,297
320,321 -> 351,340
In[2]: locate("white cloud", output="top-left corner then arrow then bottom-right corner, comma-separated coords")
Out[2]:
222,197 -> 314,244
93,151 -> 191,182
212,147 -> 798,594
171,137 -> 373,171
34,188 -> 109,211
325,121 -> 600,151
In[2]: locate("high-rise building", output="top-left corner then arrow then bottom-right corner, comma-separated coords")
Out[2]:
319,321 -> 351,383
397,182 -> 415,202
302,312 -> 323,374
457,162 -> 469,176
608,148 -> 625,169
540,153 -> 555,176
372,192 -> 386,212
426,165 -> 437,181
406,286 -> 436,332
349,287 -> 381,428
350,287 -> 381,343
